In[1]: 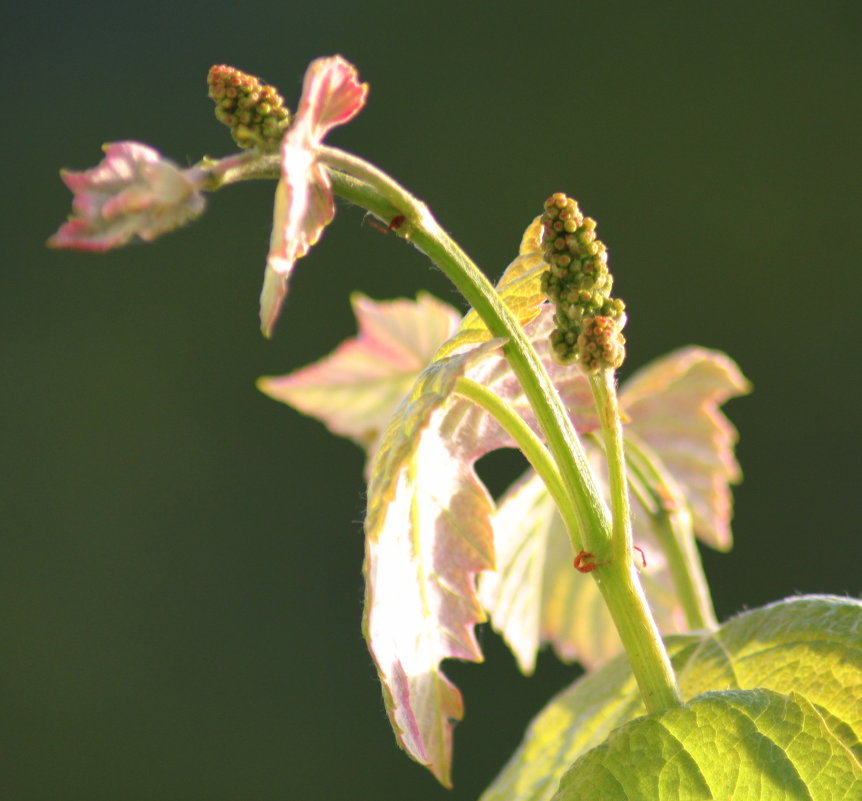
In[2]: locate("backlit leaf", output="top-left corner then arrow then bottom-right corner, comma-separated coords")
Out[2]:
553,689 -> 861,800
435,217 -> 546,358
480,595 -> 862,801
478,469 -> 684,673
258,292 -> 460,450
621,347 -> 752,551
362,337 -> 501,787
480,347 -> 748,673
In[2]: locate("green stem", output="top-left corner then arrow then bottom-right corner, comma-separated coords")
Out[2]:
589,371 -> 633,567
205,142 -> 683,712
624,435 -> 718,631
594,562 -> 683,710
589,370 -> 682,710
453,377 -> 583,550
194,151 -> 281,190
321,146 -> 611,556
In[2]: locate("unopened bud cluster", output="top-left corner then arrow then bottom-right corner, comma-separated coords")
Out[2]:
207,65 -> 291,151
540,193 -> 626,373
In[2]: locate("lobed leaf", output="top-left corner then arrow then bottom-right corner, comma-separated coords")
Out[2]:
258,292 -> 460,451
621,347 -> 752,550
480,595 -> 862,801
478,469 -> 685,674
480,347 -> 748,673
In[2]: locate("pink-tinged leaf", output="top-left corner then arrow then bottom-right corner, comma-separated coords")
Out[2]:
620,347 -> 752,550
361,310 -> 602,785
480,347 -> 747,673
258,293 -> 461,450
262,56 -> 368,337
296,54 -> 369,139
48,142 -> 205,252
479,468 -> 685,673
363,339 -> 502,787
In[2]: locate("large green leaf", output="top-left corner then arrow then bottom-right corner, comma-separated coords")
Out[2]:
553,688 -> 861,800
481,595 -> 862,801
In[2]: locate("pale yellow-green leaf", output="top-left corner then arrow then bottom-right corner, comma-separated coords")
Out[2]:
481,595 -> 862,801
479,470 -> 685,673
553,688 -> 862,801
435,217 -> 545,358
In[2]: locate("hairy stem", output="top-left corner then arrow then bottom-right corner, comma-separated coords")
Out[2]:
589,370 -> 682,710
194,151 -> 281,190
321,146 -> 611,553
206,142 -> 684,712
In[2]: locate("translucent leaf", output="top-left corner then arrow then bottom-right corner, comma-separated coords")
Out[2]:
478,470 -> 683,673
621,347 -> 752,550
361,223 -> 595,786
480,347 -> 748,673
362,338 -> 502,787
553,688 -> 862,801
435,216 -> 546,358
258,293 -> 460,450
480,595 -> 862,801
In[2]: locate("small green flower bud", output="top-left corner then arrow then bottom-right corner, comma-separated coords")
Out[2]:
207,65 -> 292,151
577,316 -> 626,374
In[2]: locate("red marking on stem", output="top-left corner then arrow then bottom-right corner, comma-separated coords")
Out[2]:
573,551 -> 598,573
633,545 -> 647,568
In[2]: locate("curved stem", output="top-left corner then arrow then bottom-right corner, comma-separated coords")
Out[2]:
322,146 -> 611,556
328,146 -> 682,711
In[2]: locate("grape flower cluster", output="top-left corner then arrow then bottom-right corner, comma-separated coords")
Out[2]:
207,65 -> 292,151
540,193 -> 626,373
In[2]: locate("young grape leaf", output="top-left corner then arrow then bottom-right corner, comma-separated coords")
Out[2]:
362,336 -> 502,788
480,595 -> 862,801
480,347 -> 748,673
478,469 -> 684,673
621,347 -> 752,550
362,297 -> 596,786
437,217 -> 546,358
258,292 -> 460,451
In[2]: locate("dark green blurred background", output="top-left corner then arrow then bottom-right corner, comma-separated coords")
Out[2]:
3,2 -> 860,799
